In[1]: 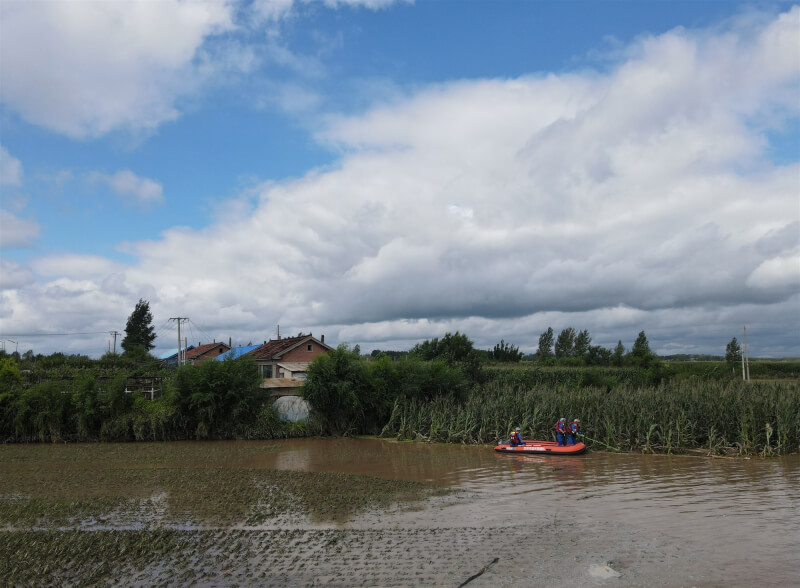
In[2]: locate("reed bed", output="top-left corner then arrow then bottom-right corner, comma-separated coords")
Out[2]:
380,380 -> 800,455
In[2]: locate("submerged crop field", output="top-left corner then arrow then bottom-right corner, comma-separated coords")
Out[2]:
0,441 -> 453,585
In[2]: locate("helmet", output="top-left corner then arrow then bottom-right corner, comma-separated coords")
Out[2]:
573,419 -> 579,423
560,417 -> 566,422
515,427 -> 521,431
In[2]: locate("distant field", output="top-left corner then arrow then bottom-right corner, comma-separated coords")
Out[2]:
484,360 -> 800,381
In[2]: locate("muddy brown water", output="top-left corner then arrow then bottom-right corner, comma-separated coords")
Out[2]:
245,438 -> 800,583
4,438 -> 798,585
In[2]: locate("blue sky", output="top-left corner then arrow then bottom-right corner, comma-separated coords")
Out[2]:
1,0 -> 798,358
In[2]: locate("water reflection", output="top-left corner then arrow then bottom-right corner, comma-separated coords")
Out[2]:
251,437 -> 800,581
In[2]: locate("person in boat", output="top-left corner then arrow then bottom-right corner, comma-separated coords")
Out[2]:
555,417 -> 567,446
510,427 -> 525,446
567,418 -> 580,445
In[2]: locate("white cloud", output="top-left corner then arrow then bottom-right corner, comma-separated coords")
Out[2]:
91,170 -> 165,206
0,0 -> 416,139
746,253 -> 800,291
252,0 -> 412,22
251,0 -> 296,23
258,82 -> 323,114
0,258 -> 35,290
2,7 -> 799,356
0,210 -> 40,248
0,146 -> 23,186
31,254 -> 120,279
318,0 -> 413,10
0,0 -> 235,138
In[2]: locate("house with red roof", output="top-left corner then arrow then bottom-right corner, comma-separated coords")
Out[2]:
185,342 -> 231,365
249,334 -> 332,396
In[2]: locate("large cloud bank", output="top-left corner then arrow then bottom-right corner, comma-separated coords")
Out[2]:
0,0 -> 235,137
1,7 -> 799,356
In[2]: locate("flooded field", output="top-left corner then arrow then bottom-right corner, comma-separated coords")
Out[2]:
1,438 -> 798,586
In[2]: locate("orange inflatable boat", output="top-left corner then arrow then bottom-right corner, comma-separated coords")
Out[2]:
494,440 -> 587,456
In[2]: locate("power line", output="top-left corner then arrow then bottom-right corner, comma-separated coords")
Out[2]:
187,319 -> 220,346
0,331 -> 115,337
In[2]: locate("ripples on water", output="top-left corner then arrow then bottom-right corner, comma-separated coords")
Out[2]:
255,438 -> 800,580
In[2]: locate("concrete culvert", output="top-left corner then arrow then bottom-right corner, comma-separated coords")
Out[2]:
273,395 -> 310,422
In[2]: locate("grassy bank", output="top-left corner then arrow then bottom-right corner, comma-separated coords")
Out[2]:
380,379 -> 800,455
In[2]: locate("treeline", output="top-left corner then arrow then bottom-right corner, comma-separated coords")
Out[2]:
0,356 -> 310,443
373,327 -> 661,367
3,347 -> 169,385
377,327 -> 687,367
2,329 -> 798,454
533,327 -> 659,367
301,335 -> 799,455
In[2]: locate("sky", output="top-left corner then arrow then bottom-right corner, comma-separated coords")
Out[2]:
0,0 -> 798,359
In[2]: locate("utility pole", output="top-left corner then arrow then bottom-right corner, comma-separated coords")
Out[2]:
741,329 -> 746,382
109,331 -> 121,354
744,326 -> 750,381
743,326 -> 751,382
169,318 -> 188,366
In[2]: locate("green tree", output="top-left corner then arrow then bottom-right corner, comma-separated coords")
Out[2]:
725,337 -> 742,376
409,332 -> 483,384
585,344 -> 612,366
574,329 -> 592,358
536,327 -> 554,362
303,345 -> 370,435
0,358 -> 23,392
631,331 -> 651,357
121,299 -> 156,354
612,340 -> 626,366
631,331 -> 656,368
490,340 -> 523,362
167,356 -> 261,439
554,327 -> 576,358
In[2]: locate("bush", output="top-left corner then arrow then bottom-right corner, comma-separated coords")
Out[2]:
303,346 -> 472,436
165,356 -> 262,439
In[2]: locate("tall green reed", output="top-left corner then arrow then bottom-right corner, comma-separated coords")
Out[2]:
380,379 -> 800,455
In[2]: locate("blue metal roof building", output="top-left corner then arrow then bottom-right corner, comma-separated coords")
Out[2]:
214,344 -> 261,361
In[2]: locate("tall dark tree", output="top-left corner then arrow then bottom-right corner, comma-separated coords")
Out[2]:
121,299 -> 156,354
554,327 -> 577,358
574,329 -> 592,358
630,330 -> 657,368
631,331 -> 651,359
725,337 -> 742,376
612,340 -> 626,366
490,340 -> 523,362
537,327 -> 554,362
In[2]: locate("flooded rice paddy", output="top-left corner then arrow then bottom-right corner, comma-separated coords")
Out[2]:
1,438 -> 798,586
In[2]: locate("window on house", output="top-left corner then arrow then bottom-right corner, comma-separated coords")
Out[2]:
307,344 -> 313,351
260,365 -> 273,378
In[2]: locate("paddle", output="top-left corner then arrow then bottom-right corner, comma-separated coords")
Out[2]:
578,433 -> 621,452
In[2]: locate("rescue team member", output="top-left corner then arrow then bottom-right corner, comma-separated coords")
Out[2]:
555,417 -> 567,446
510,427 -> 525,446
567,419 -> 580,445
